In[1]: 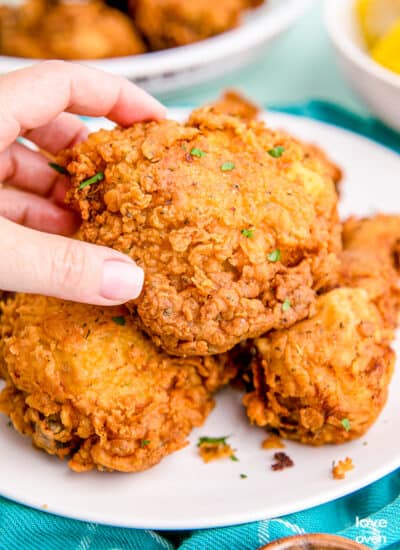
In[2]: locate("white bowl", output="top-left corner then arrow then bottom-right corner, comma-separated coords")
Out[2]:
0,0 -> 311,95
324,0 -> 400,132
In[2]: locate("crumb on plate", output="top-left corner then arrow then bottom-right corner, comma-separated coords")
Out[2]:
262,434 -> 285,450
332,457 -> 354,480
197,436 -> 237,463
271,452 -> 294,471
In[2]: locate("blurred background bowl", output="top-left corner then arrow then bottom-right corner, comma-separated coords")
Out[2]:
324,0 -> 400,132
0,0 -> 311,95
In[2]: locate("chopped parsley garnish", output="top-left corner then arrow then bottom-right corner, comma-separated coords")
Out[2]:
112,316 -> 126,326
197,435 -> 229,447
282,298 -> 291,312
268,146 -> 285,158
221,161 -> 235,172
241,228 -> 254,238
49,162 -> 69,176
78,171 -> 104,190
140,439 -> 151,448
268,249 -> 281,262
230,454 -> 239,462
190,147 -> 206,158
240,474 -> 247,479
341,418 -> 351,432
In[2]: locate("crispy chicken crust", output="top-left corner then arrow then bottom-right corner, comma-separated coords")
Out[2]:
240,214 -> 400,445
61,99 -> 341,356
0,294 -> 234,472
241,215 -> 400,445
242,287 -> 395,445
341,214 -> 400,327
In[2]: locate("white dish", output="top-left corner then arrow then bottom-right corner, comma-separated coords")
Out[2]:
0,111 -> 400,530
324,0 -> 400,132
0,0 -> 311,94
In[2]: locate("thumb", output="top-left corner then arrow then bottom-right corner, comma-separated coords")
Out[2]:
0,216 -> 143,305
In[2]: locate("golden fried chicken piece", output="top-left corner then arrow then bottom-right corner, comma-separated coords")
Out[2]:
343,214 -> 400,264
240,214 -> 400,445
0,294 -> 234,473
242,287 -> 395,445
0,0 -> 145,59
132,0 -> 255,50
60,100 -> 341,356
341,215 -> 400,327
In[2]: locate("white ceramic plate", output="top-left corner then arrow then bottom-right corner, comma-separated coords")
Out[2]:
0,0 -> 311,94
0,111 -> 399,530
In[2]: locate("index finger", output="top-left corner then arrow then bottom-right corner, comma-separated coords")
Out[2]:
0,61 -> 166,151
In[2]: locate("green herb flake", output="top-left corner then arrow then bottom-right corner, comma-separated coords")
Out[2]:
190,147 -> 206,158
241,228 -> 254,239
78,171 -> 104,190
267,249 -> 281,262
230,454 -> 239,462
240,473 -> 247,479
197,435 -> 229,447
341,418 -> 351,432
140,439 -> 151,448
112,316 -> 126,326
49,162 -> 69,176
282,298 -> 291,312
221,161 -> 235,172
268,146 -> 285,158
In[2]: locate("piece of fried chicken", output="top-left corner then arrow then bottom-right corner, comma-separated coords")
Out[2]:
242,287 -> 395,445
0,0 -> 145,59
131,0 -> 259,50
0,294 -> 234,473
241,215 -> 400,445
341,214 -> 400,327
60,95 -> 341,356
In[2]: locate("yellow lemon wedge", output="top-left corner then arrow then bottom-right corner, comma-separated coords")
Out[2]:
371,20 -> 400,73
356,0 -> 400,47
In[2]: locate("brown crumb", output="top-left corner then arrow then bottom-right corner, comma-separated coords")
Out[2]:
42,504 -> 48,510
271,452 -> 294,471
332,457 -> 354,479
198,441 -> 236,463
262,434 -> 285,450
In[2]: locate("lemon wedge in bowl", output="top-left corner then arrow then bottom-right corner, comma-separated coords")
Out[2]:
356,0 -> 400,46
371,20 -> 400,73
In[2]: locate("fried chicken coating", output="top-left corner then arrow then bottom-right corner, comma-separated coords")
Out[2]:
0,0 -> 145,59
60,100 -> 341,356
240,214 -> 400,445
341,215 -> 400,327
0,294 -> 234,473
242,287 -> 395,445
132,0 -> 256,50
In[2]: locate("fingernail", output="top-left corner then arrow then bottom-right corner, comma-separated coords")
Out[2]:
101,260 -> 144,301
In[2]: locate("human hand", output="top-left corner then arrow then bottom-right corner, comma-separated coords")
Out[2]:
0,61 -> 166,305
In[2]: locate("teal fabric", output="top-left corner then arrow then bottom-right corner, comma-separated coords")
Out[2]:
2,102 -> 400,549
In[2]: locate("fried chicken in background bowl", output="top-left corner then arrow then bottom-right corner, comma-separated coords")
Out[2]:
132,0 -> 261,50
0,0 -> 145,60
60,94 -> 341,356
239,214 -> 400,446
0,0 -> 263,59
0,294 -> 234,472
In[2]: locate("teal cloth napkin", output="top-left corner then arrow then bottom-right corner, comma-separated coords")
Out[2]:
2,101 -> 400,550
